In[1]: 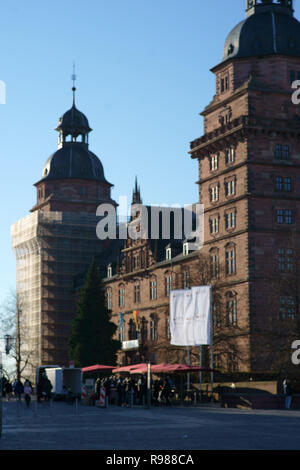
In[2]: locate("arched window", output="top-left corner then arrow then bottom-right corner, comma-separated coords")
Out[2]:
150,314 -> 158,342
118,284 -> 125,308
164,272 -> 172,297
226,291 -> 237,326
106,288 -> 112,310
150,277 -> 157,300
210,248 -> 219,279
134,283 -> 140,304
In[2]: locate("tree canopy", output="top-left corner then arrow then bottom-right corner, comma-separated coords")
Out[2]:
68,259 -> 120,367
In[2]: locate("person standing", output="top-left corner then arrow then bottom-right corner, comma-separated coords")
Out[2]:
95,377 -> 101,400
283,379 -> 293,409
5,381 -> 13,401
24,380 -> 32,407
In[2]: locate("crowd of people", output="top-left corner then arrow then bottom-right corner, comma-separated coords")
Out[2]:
91,374 -> 174,407
0,377 -> 33,407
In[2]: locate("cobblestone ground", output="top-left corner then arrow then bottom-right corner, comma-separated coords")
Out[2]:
1,398 -> 300,450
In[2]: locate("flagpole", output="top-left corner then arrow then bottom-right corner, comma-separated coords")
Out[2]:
186,346 -> 191,391
199,345 -> 202,402
210,285 -> 214,402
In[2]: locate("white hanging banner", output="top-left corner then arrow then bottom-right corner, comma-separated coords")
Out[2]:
191,286 -> 212,346
169,286 -> 212,346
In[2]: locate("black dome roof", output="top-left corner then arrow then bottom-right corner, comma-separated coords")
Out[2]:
56,104 -> 92,135
42,145 -> 109,183
223,3 -> 300,62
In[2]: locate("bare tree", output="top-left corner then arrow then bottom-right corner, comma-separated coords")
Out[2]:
0,290 -> 36,380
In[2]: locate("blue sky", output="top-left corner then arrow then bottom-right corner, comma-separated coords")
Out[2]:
1,0 -> 300,305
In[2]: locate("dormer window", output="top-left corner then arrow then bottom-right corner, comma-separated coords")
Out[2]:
183,243 -> 189,256
166,248 -> 172,260
107,265 -> 112,279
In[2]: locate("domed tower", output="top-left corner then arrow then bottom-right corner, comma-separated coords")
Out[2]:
11,88 -> 118,377
189,0 -> 300,373
31,87 -> 115,213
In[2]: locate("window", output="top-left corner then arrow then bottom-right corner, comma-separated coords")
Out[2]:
107,265 -> 112,278
183,243 -> 189,256
227,352 -> 238,373
210,154 -> 219,171
150,278 -> 157,300
276,209 -> 293,225
165,275 -> 172,297
119,320 -> 125,342
225,178 -> 236,197
279,297 -> 296,320
128,319 -> 137,340
225,210 -> 236,230
210,249 -> 219,279
220,74 -> 229,93
166,317 -> 171,339
225,148 -> 235,164
274,144 -> 290,160
214,354 -> 222,370
210,185 -> 219,203
226,292 -> 237,326
118,286 -> 125,308
277,248 -> 294,272
275,176 -> 292,193
150,315 -> 158,342
140,317 -> 148,344
183,270 -> 190,289
106,289 -> 112,310
166,248 -> 172,260
210,216 -> 219,235
134,284 -> 140,304
225,244 -> 236,275
213,304 -> 221,328
132,254 -> 141,270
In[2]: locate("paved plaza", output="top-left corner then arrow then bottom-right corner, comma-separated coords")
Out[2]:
0,398 -> 300,451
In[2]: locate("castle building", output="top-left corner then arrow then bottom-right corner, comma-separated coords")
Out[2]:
11,88 -> 117,377
106,0 -> 300,373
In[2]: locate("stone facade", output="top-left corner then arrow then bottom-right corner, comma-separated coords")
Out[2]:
105,1 -> 300,373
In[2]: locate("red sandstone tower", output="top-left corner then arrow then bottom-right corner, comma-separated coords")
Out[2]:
190,0 -> 300,372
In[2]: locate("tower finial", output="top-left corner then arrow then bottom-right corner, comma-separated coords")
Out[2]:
132,176 -> 142,205
71,60 -> 77,106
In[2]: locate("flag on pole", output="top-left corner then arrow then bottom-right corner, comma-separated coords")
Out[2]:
169,286 -> 212,346
133,310 -> 139,329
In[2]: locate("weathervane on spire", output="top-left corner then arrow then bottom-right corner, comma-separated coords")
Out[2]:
71,61 -> 76,105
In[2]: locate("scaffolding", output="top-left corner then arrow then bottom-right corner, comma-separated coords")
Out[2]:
11,210 -> 108,381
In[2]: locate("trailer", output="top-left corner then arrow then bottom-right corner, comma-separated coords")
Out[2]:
36,365 -> 82,401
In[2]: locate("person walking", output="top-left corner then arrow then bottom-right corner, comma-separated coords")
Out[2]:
24,380 -> 32,407
283,378 -> 293,409
13,379 -> 24,401
43,376 -> 53,401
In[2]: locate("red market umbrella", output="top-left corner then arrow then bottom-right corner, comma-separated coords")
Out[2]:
112,363 -> 148,373
129,363 -> 217,374
81,364 -> 115,373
